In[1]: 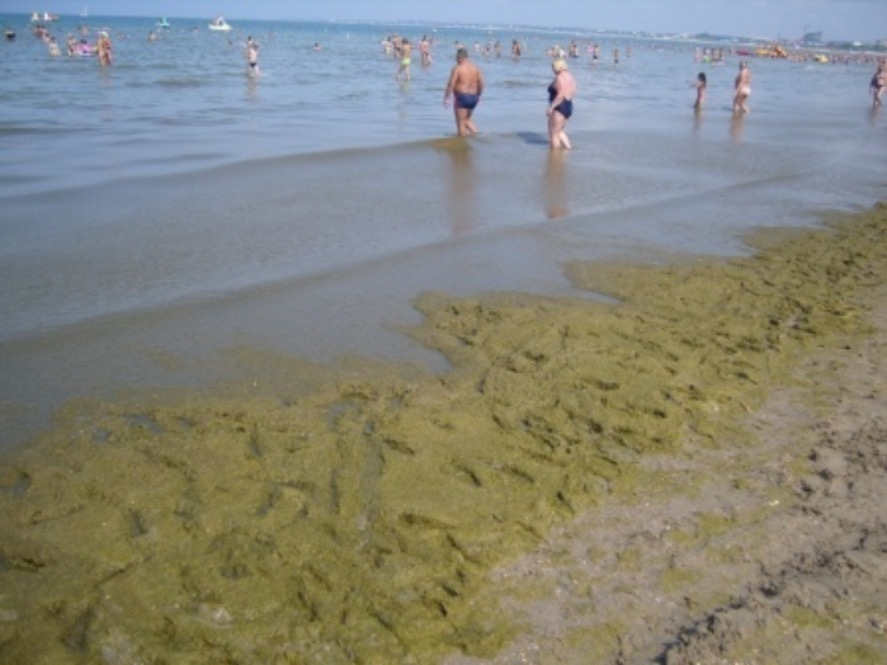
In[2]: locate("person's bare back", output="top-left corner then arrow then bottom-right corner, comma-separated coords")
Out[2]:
450,60 -> 481,95
444,48 -> 485,136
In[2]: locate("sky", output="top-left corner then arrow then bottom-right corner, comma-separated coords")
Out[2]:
6,0 -> 886,42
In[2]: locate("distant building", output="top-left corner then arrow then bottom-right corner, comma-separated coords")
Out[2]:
800,31 -> 823,45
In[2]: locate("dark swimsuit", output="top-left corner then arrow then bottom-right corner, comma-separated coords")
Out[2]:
548,84 -> 573,119
455,92 -> 480,110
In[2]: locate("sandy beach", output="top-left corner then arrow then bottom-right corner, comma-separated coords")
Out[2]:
1,201 -> 885,663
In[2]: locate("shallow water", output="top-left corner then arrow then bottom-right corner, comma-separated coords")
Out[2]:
1,14 -> 886,446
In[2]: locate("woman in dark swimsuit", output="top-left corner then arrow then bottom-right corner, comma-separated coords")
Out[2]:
871,61 -> 887,107
547,59 -> 576,149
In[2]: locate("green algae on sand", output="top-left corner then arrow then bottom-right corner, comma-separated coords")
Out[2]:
1,204 -> 885,664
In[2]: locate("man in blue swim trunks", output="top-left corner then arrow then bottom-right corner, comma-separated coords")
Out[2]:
443,47 -> 485,136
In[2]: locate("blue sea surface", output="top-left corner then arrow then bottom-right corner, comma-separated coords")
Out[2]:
0,15 -> 593,194
1,13 -> 886,445
0,15 -> 879,196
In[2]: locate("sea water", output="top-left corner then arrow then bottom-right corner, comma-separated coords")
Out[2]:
1,14 -> 885,446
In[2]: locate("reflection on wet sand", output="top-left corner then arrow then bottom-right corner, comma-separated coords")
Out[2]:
436,137 -> 477,236
543,149 -> 569,220
692,107 -> 703,134
730,113 -> 745,145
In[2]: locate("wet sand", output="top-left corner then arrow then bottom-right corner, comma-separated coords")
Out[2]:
1,203 -> 886,664
4,123 -> 885,449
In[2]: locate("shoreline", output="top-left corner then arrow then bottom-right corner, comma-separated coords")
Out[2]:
4,121 -> 884,452
1,203 -> 886,663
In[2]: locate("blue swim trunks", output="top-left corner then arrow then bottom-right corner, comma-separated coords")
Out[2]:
455,92 -> 480,110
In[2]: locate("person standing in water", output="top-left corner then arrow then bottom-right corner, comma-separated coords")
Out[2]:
245,37 -> 259,77
870,60 -> 886,107
444,47 -> 485,137
547,58 -> 576,149
733,61 -> 751,114
511,38 -> 522,60
693,71 -> 707,110
96,31 -> 112,66
396,38 -> 412,81
420,35 -> 432,67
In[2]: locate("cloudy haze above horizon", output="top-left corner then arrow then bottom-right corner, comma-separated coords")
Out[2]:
5,0 -> 885,42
